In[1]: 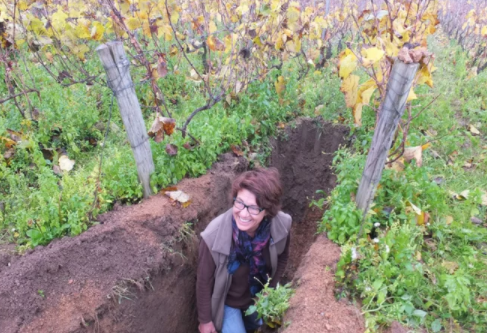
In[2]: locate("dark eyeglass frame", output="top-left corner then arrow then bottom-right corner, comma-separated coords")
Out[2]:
233,197 -> 264,215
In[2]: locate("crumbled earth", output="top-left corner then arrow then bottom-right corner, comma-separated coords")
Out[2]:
0,118 -> 350,333
269,118 -> 349,282
282,235 -> 365,333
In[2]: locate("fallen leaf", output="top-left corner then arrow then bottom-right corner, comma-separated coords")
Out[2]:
442,261 -> 459,274
469,125 -> 480,136
463,160 -> 473,169
385,157 -> 405,172
165,190 -> 191,207
404,146 -> 423,166
314,104 -> 324,115
3,148 -> 15,159
445,216 -> 453,225
53,165 -> 62,176
0,136 -> 17,148
231,145 -> 244,157
165,144 -> 178,156
416,211 -> 425,225
409,201 -> 422,215
59,155 -> 75,172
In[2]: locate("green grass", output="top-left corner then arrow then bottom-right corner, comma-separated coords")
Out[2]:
317,33 -> 487,332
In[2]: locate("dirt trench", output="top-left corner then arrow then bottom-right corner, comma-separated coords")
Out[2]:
0,118 -> 356,333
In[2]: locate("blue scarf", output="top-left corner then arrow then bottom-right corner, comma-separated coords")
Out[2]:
227,216 -> 271,296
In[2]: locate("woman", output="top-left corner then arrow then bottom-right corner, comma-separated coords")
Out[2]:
196,168 -> 292,333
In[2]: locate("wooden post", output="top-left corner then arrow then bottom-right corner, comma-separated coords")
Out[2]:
96,42 -> 154,198
355,59 -> 419,213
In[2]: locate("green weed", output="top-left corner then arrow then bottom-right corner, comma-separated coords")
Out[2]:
245,279 -> 294,329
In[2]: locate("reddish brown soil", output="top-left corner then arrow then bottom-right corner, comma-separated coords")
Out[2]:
282,235 -> 365,333
269,118 -> 348,282
0,117 -> 349,333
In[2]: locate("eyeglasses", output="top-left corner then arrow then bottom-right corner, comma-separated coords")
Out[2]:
233,198 -> 264,215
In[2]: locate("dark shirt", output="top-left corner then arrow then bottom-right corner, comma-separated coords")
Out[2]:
196,233 -> 291,323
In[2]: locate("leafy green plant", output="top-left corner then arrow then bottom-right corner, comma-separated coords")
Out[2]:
245,280 -> 294,329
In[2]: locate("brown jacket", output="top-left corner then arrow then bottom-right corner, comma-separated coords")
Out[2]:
200,208 -> 292,331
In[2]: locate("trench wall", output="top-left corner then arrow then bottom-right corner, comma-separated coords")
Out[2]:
0,118 -> 347,333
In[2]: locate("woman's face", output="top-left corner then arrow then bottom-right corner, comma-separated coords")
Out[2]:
233,188 -> 266,236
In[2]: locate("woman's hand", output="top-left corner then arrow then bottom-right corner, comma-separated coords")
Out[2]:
198,321 -> 217,333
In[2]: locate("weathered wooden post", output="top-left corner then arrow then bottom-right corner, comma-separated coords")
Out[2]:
96,42 -> 154,198
355,59 -> 419,213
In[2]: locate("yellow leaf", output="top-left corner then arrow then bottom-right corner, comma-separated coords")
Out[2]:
416,64 -> 434,88
286,40 -> 296,53
169,45 -> 178,56
407,88 -> 417,102
275,35 -> 284,50
209,21 -> 217,34
293,36 -> 301,53
469,125 -> 480,135
253,36 -> 262,47
445,216 -> 453,225
338,49 -> 358,79
408,201 -> 422,215
340,74 -> 359,108
482,26 -> 487,37
361,86 -> 376,106
17,0 -> 29,10
75,23 -> 91,39
207,35 -> 225,51
275,76 -> 286,95
379,36 -> 400,57
416,212 -> 425,226
91,22 -> 105,41
126,17 -> 141,31
225,34 -> 235,53
362,47 -> 385,65
386,157 -> 405,172
51,10 -> 68,31
353,103 -> 363,126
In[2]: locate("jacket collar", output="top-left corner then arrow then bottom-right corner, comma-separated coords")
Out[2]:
211,208 -> 289,255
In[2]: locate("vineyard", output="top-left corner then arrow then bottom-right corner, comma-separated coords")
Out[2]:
0,0 -> 487,332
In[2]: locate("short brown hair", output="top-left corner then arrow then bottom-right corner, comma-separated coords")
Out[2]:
231,168 -> 282,218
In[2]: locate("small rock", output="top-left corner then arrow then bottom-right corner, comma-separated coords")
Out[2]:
471,217 -> 483,225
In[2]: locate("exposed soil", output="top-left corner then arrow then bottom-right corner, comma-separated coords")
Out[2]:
0,117 -> 350,333
282,235 -> 365,333
269,118 -> 349,282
